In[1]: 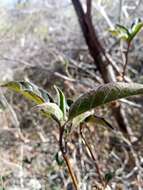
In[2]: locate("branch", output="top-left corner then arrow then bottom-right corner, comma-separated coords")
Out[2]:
86,0 -> 92,18
71,0 -> 131,134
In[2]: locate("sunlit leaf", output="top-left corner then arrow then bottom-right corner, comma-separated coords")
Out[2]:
69,82 -> 143,120
1,81 -> 54,104
109,24 -> 130,41
130,18 -> 143,41
21,90 -> 44,104
54,85 -> 67,119
1,81 -> 20,92
35,102 -> 63,122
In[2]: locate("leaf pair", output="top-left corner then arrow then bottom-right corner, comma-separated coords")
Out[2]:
110,18 -> 143,43
110,24 -> 130,41
37,86 -> 67,123
1,81 -> 67,124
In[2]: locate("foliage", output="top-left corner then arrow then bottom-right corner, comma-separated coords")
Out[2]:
0,2 -> 143,189
1,80 -> 143,189
2,81 -> 143,122
69,82 -> 143,119
109,18 -> 143,79
110,18 -> 143,43
1,81 -> 53,104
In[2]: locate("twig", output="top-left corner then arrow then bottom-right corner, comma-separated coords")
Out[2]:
80,123 -> 104,186
54,72 -> 76,82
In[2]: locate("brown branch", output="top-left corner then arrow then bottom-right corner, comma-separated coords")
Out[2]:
86,0 -> 92,17
71,0 -> 115,82
71,0 -> 130,134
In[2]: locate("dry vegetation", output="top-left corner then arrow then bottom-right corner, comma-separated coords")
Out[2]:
0,0 -> 143,190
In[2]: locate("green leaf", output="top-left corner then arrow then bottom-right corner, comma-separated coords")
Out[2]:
110,19 -> 143,42
109,24 -> 130,41
35,102 -> 63,122
54,85 -> 67,119
116,24 -> 129,34
84,115 -> 114,129
1,81 -> 20,92
69,82 -> 143,120
130,19 -> 143,41
21,90 -> 44,104
1,81 -> 54,104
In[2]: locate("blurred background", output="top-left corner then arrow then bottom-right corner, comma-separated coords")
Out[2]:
0,0 -> 143,189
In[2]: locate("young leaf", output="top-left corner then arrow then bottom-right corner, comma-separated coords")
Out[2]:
130,18 -> 143,41
69,82 -> 143,120
1,81 -> 54,104
35,102 -> 63,122
84,115 -> 114,129
110,19 -> 143,43
54,85 -> 67,119
109,24 -> 130,41
116,24 -> 129,34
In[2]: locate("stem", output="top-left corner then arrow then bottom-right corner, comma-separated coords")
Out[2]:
59,125 -> 79,190
122,42 -> 130,80
63,154 -> 78,190
80,124 -> 104,186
